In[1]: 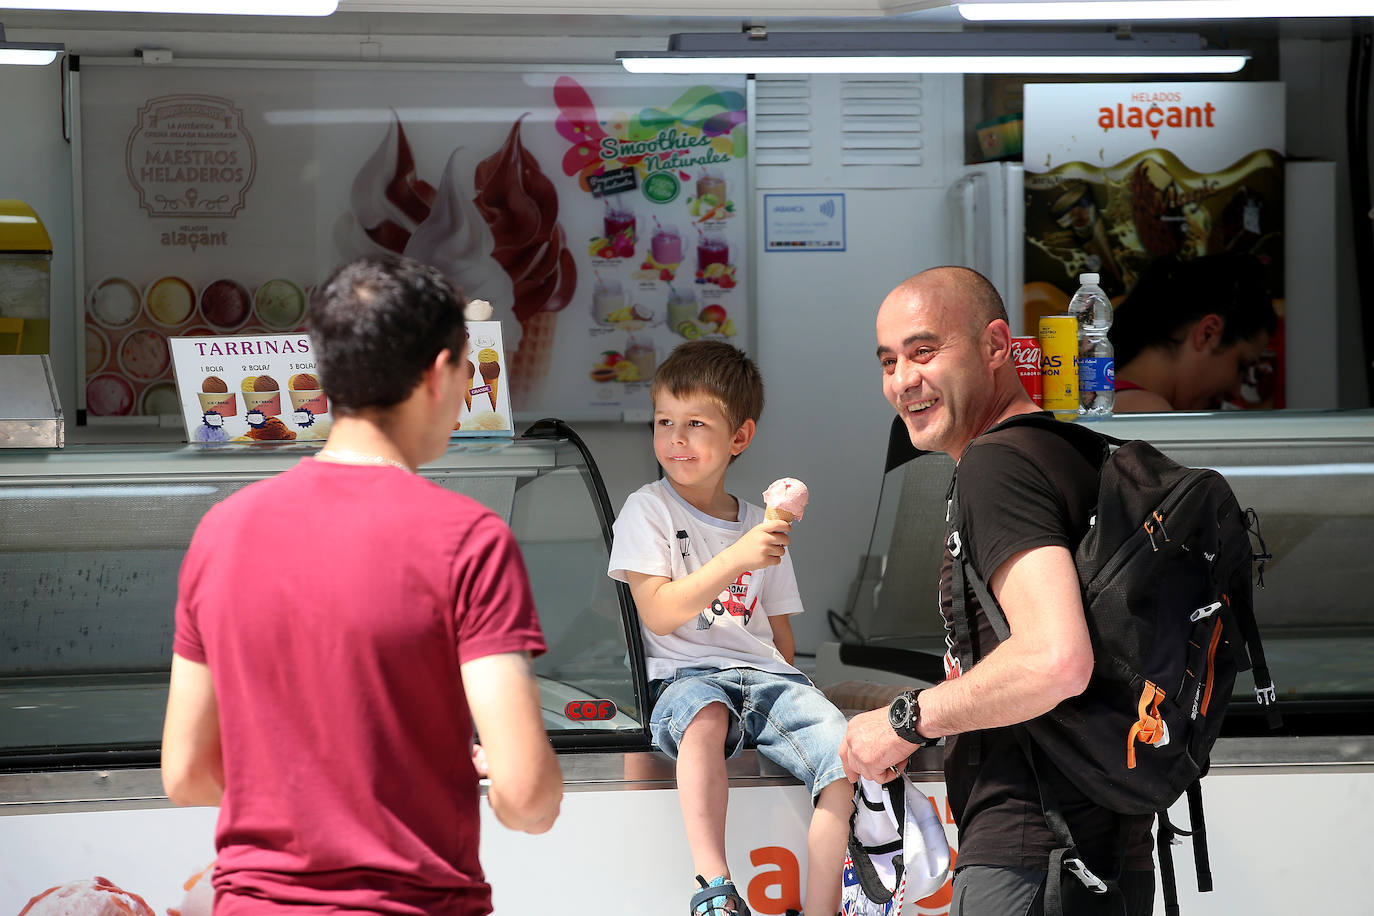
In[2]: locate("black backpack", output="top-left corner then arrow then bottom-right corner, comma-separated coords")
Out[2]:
946,413 -> 1281,916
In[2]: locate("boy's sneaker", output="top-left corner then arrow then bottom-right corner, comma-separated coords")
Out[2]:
690,875 -> 751,916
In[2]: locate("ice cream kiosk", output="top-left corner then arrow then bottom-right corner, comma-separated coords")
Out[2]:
0,199 -> 52,357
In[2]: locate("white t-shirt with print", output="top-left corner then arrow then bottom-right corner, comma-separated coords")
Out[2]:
608,478 -> 804,681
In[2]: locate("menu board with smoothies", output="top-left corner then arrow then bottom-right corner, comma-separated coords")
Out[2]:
77,65 -> 748,427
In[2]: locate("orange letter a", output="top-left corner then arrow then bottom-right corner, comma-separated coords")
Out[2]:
747,846 -> 801,915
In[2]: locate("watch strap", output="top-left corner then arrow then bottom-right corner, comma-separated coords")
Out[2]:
890,689 -> 925,744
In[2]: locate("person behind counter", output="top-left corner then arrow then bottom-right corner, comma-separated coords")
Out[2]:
161,254 -> 562,915
1109,253 -> 1278,412
608,340 -> 853,916
842,267 -> 1155,915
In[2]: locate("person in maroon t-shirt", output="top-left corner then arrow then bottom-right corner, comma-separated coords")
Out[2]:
161,255 -> 562,915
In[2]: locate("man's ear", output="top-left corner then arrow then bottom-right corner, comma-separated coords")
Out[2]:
1193,314 -> 1226,351
731,417 -> 757,456
424,347 -> 454,398
985,318 -> 1013,368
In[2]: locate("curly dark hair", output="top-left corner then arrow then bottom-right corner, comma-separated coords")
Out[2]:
1109,254 -> 1278,366
308,255 -> 467,414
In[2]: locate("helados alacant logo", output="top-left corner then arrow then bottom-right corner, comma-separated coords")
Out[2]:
1096,91 -> 1219,141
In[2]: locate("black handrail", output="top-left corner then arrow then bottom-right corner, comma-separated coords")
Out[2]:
520,419 -> 652,749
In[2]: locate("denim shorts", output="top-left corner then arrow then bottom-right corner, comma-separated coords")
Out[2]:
649,666 -> 849,800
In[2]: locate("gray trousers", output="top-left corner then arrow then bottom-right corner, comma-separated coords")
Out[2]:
949,866 -> 1155,916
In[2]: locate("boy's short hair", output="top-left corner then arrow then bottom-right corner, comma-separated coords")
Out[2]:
651,340 -> 764,431
309,255 -> 466,415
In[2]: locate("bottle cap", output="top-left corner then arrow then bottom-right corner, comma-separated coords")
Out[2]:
1079,273 -> 1100,285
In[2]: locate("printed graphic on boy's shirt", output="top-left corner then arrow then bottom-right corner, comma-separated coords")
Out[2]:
695,571 -> 757,629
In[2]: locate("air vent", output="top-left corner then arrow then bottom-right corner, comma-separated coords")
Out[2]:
754,76 -> 812,167
840,77 -> 923,167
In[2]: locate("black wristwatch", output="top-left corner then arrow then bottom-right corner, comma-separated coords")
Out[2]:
888,689 -> 929,745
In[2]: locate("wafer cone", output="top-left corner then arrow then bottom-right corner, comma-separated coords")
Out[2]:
487,381 -> 499,411
765,507 -> 796,522
510,309 -> 558,406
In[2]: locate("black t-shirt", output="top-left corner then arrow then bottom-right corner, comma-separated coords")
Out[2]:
938,414 -> 1155,873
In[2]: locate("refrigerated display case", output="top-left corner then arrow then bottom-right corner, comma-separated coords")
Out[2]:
0,421 -> 648,772
3,414 -> 1374,915
825,408 -> 1374,746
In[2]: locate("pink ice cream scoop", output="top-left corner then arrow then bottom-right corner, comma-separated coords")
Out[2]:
763,477 -> 808,522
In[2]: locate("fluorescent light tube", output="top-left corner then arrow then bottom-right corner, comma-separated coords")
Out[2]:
0,46 -> 56,64
959,0 -> 1371,20
0,1 -> 338,13
0,24 -> 61,65
621,54 -> 1247,75
619,31 -> 1249,76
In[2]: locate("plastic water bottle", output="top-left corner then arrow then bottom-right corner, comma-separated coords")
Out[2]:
1068,273 -> 1114,418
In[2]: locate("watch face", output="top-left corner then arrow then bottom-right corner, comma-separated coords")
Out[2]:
889,694 -> 910,728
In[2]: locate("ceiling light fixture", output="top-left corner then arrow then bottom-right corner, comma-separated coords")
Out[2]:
0,1 -> 337,14
0,24 -> 62,66
958,0 -> 1371,21
618,30 -> 1248,75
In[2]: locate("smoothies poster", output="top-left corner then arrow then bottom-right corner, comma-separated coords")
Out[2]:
1022,82 -> 1285,408
78,66 -> 748,424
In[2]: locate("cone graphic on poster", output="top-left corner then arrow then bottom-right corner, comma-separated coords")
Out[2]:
462,358 -> 475,412
478,347 -> 501,411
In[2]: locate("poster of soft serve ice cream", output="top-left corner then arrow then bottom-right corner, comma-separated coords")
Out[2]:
79,63 -> 747,424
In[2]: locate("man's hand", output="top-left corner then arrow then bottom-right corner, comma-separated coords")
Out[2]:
723,518 -> 790,571
471,743 -> 489,778
840,706 -> 915,784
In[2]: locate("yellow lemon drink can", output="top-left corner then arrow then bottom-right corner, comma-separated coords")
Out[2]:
1038,315 -> 1079,421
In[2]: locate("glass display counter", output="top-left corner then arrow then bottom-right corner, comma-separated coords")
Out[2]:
831,409 -> 1374,749
0,421 -> 647,772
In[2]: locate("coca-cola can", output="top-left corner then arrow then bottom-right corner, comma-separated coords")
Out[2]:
1011,336 -> 1043,406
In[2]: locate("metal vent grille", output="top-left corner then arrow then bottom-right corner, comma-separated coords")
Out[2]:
840,77 -> 924,167
754,76 -> 812,167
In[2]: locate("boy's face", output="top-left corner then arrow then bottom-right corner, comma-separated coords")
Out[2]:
652,389 -> 751,491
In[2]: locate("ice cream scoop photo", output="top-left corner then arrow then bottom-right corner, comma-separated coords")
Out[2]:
477,347 -> 501,410
464,298 -> 494,321
763,477 -> 808,522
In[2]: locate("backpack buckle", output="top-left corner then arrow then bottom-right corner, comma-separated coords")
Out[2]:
1189,601 -> 1222,622
1062,857 -> 1109,894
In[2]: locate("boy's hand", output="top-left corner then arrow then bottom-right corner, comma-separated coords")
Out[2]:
726,518 -> 791,572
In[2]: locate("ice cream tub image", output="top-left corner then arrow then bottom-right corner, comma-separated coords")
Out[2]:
86,373 -> 136,416
144,275 -> 197,327
199,278 -> 252,331
85,325 -> 109,374
88,277 -> 142,330
197,392 -> 238,418
242,374 -> 282,417
197,375 -> 237,417
255,278 -> 307,330
140,380 -> 181,416
288,372 -> 328,419
117,327 -> 172,381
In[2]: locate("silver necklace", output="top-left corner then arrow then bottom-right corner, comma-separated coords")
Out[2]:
316,448 -> 412,473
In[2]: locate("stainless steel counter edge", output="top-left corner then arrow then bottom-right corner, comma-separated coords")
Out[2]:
4,736 -> 1371,814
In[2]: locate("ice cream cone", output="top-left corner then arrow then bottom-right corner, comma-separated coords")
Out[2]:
510,309 -> 558,405
765,507 -> 796,522
462,358 -> 476,412
487,380 -> 499,411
